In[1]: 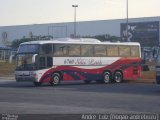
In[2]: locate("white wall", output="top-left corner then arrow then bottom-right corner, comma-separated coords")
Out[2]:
0,16 -> 160,47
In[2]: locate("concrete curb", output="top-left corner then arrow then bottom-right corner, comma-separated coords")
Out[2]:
128,79 -> 156,84
0,77 -> 15,80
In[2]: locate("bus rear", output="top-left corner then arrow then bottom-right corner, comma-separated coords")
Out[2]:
156,48 -> 160,84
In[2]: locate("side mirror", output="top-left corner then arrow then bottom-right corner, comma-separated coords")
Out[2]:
32,54 -> 38,63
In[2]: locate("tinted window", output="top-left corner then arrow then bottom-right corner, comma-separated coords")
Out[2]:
131,46 -> 140,57
68,45 -> 80,57
107,45 -> 118,56
53,44 -> 69,56
81,45 -> 94,57
119,46 -> 131,57
95,45 -> 106,57
18,44 -> 39,53
41,44 -> 52,54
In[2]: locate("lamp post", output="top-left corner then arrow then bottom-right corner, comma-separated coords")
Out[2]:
126,0 -> 129,41
72,5 -> 78,38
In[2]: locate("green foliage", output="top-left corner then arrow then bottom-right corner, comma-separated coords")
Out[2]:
11,35 -> 53,49
11,38 -> 32,49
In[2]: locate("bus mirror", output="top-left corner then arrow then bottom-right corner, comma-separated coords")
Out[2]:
32,54 -> 38,63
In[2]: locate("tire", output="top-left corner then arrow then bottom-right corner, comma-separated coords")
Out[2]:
50,73 -> 61,86
33,82 -> 42,86
103,72 -> 111,84
114,71 -> 123,83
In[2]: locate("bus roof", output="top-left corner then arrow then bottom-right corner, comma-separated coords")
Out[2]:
20,38 -> 140,46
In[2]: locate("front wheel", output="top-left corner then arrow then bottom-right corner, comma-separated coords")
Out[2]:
50,73 -> 61,86
114,71 -> 123,83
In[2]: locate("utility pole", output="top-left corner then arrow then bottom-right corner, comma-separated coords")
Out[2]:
126,0 -> 129,41
72,5 -> 78,38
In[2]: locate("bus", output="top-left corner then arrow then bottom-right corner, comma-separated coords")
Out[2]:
15,38 -> 142,86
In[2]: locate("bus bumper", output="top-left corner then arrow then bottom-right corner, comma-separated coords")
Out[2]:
15,76 -> 37,82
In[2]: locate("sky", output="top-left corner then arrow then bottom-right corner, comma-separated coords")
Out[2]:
0,0 -> 160,26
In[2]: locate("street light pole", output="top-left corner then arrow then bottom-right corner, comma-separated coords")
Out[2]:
126,0 -> 129,41
72,5 -> 78,38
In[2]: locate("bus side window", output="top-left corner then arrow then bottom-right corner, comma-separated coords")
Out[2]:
131,46 -> 139,57
107,45 -> 118,57
119,46 -> 131,57
68,45 -> 81,57
81,45 -> 94,57
95,45 -> 106,57
47,57 -> 53,67
53,44 -> 69,56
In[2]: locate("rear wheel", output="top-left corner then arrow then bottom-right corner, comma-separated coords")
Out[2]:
50,73 -> 61,86
114,71 -> 123,83
103,72 -> 111,84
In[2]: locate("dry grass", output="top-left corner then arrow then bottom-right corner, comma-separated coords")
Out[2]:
0,62 -> 15,77
141,71 -> 155,79
134,61 -> 156,83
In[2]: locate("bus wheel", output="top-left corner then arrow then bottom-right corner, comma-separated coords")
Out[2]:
114,71 -> 123,83
103,72 -> 111,84
33,82 -> 42,86
50,73 -> 61,86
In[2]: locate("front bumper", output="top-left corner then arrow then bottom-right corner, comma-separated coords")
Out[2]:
15,76 -> 36,82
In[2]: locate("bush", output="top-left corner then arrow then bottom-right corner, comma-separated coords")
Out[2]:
142,65 -> 150,71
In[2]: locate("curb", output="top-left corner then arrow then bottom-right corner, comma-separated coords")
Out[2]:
128,79 -> 156,84
0,77 -> 15,80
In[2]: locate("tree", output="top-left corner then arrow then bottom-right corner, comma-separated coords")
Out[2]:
11,35 -> 53,49
11,38 -> 33,49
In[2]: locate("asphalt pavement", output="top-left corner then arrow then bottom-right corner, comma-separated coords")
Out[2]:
0,79 -> 160,114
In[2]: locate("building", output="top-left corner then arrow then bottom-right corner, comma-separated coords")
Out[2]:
0,16 -> 160,61
0,16 -> 160,47
0,47 -> 16,62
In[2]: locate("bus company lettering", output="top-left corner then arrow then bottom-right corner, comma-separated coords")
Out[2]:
64,58 -> 102,65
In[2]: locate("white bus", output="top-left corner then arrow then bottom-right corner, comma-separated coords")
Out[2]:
15,38 -> 142,86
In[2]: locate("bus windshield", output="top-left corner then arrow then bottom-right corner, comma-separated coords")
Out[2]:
18,44 -> 39,53
16,54 -> 37,71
